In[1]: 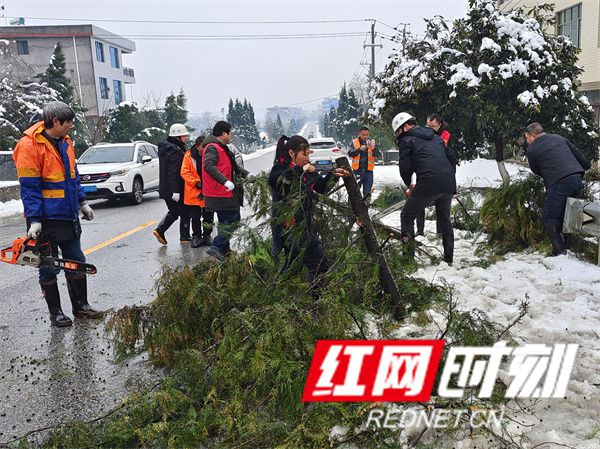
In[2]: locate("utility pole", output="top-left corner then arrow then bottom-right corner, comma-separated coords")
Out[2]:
398,23 -> 410,56
364,20 -> 382,81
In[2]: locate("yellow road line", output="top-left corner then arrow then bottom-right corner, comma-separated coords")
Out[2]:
84,220 -> 157,256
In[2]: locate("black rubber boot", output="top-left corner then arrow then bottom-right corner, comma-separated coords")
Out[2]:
200,223 -> 213,247
154,212 -> 179,245
66,276 -> 104,319
544,223 -> 566,256
40,280 -> 72,327
190,236 -> 202,248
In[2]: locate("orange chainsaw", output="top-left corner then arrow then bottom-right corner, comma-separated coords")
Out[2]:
0,237 -> 97,275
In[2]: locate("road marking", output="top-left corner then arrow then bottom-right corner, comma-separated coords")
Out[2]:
84,220 -> 157,256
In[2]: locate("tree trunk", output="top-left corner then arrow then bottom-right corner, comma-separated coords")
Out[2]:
495,136 -> 510,184
334,157 -> 406,320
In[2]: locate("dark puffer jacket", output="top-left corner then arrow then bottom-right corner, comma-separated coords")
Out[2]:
268,160 -> 333,257
396,125 -> 457,196
158,136 -> 185,199
526,133 -> 590,187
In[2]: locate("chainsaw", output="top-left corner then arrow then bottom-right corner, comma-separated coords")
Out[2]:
0,236 -> 97,275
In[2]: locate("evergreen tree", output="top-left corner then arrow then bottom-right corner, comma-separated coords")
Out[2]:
329,84 -> 362,144
370,0 -> 599,179
106,102 -> 143,143
164,88 -> 189,129
35,41 -> 90,155
36,42 -> 75,104
227,97 -> 260,150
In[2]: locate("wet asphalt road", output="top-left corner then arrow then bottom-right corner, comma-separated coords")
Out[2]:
0,141 -> 279,444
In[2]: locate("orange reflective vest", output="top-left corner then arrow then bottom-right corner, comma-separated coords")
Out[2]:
13,122 -> 85,221
180,150 -> 205,207
351,138 -> 376,171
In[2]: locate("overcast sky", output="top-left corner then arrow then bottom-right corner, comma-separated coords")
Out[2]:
4,0 -> 468,117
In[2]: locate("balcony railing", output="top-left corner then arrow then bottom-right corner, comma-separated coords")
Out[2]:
123,67 -> 135,78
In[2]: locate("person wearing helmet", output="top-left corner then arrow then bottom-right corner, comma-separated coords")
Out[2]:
153,123 -> 191,245
392,112 -> 457,264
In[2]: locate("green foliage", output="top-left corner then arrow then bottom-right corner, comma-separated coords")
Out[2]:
480,175 -> 546,253
37,173 -> 460,448
226,97 -> 260,150
322,84 -> 363,144
372,185 -> 406,210
452,192 -> 482,233
163,89 -> 190,129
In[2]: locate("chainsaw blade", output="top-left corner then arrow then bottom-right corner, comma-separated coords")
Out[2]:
39,257 -> 98,275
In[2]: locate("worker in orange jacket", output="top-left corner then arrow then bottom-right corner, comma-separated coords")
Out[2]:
180,135 -> 214,248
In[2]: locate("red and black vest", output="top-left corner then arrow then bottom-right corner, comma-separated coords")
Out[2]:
201,142 -> 234,198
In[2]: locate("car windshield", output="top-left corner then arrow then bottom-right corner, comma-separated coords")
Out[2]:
78,146 -> 134,164
310,141 -> 336,150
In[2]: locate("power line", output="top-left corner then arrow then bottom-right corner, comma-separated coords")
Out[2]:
16,16 -> 369,25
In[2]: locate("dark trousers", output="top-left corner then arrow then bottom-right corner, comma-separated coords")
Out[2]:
157,198 -> 190,239
212,210 -> 241,255
401,192 -> 454,263
542,174 -> 583,255
185,205 -> 214,237
355,169 -> 374,197
39,238 -> 85,282
416,209 -> 440,235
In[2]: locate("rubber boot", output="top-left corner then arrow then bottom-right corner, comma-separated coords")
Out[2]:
66,275 -> 104,319
190,236 -> 202,248
180,219 -> 191,243
40,280 -> 72,327
544,223 -> 566,256
153,212 -> 179,245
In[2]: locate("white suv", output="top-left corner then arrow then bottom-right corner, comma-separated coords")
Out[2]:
76,141 -> 159,205
308,137 -> 346,171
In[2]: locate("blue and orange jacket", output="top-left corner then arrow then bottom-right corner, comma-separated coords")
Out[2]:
13,121 -> 86,222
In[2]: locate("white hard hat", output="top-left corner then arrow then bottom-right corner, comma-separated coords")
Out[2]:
169,123 -> 189,137
392,112 -> 414,133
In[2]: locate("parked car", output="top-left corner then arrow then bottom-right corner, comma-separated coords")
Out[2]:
308,137 -> 346,171
76,141 -> 159,205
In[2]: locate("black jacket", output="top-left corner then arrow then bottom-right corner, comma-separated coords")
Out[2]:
396,126 -> 457,195
526,133 -> 590,187
268,160 -> 332,257
202,134 -> 249,212
158,136 -> 185,199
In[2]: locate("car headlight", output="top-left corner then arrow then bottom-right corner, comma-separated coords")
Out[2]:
109,168 -> 130,176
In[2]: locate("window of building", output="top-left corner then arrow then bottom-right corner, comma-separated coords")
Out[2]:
16,40 -> 29,55
99,77 -> 109,99
109,46 -> 120,68
95,41 -> 105,62
113,80 -> 122,104
557,4 -> 582,48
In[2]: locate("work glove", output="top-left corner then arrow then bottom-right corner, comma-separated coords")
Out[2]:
405,184 -> 416,198
27,222 -> 42,239
80,202 -> 94,221
224,180 -> 235,191
171,193 -> 180,202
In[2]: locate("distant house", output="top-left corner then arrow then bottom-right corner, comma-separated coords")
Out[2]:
0,24 -> 136,119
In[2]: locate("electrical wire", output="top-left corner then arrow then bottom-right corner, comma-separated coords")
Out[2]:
17,16 -> 369,25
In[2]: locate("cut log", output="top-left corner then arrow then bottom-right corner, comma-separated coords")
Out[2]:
335,157 -> 406,320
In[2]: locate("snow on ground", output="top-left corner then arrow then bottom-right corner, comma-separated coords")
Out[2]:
0,199 -> 23,219
242,144 -> 276,162
0,181 -> 18,187
368,157 -> 600,447
373,158 -> 526,190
